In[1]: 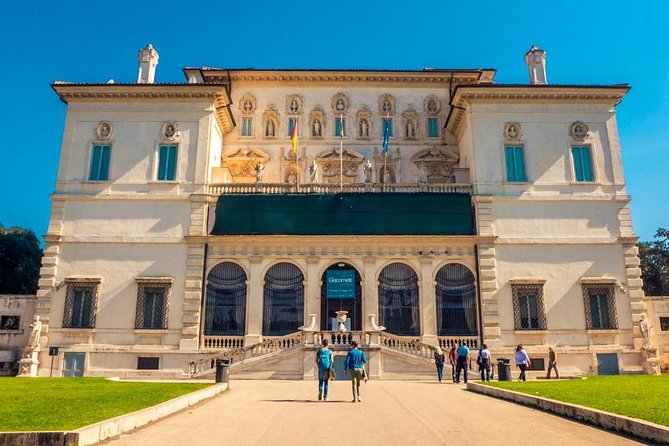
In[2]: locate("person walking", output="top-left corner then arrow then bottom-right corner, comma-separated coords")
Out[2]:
433,347 -> 446,383
454,342 -> 470,384
477,343 -> 492,381
515,344 -> 531,381
344,340 -> 367,402
448,344 -> 458,382
315,338 -> 334,401
546,346 -> 559,379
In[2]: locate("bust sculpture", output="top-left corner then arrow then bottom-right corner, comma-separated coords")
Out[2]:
28,316 -> 42,349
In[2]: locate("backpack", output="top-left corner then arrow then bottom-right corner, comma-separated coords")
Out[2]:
317,348 -> 331,369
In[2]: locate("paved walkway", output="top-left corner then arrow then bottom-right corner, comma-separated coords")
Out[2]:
104,380 -> 646,446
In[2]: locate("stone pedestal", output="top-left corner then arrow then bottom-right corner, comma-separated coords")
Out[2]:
641,346 -> 661,375
17,347 -> 40,377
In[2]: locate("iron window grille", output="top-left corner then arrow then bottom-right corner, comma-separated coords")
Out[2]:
660,317 -> 669,331
137,357 -> 160,370
582,283 -> 618,329
63,281 -> 99,328
0,315 -> 20,330
135,281 -> 171,329
262,263 -> 304,336
512,284 -> 547,330
436,264 -> 478,336
204,262 -> 247,336
378,263 -> 420,336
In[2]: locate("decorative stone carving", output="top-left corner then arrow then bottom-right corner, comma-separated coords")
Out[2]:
363,159 -> 373,183
504,122 -> 522,142
160,121 -> 178,141
372,146 -> 401,183
424,95 -> 441,115
378,94 -> 396,115
286,94 -> 303,114
28,315 -> 42,348
309,160 -> 319,183
239,93 -> 256,114
221,147 -> 270,183
639,314 -> 651,347
309,107 -> 325,139
331,93 -> 349,114
410,147 -> 459,183
95,121 -> 113,140
315,148 -> 364,183
262,105 -> 279,138
570,121 -> 589,141
280,146 -> 305,183
402,107 -> 419,140
356,107 -> 372,139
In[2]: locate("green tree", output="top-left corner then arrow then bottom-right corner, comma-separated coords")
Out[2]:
639,228 -> 669,296
0,224 -> 43,294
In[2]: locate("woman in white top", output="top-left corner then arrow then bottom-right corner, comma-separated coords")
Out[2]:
514,344 -> 531,381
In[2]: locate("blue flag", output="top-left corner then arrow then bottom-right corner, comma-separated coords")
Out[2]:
382,121 -> 390,153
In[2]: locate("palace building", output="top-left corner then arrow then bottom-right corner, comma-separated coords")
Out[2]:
28,44 -> 655,378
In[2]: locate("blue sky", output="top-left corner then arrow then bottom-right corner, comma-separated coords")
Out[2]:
0,0 -> 667,242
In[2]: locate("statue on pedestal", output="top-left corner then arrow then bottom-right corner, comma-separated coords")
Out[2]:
418,162 -> 428,184
255,162 -> 265,183
28,316 -> 42,349
309,160 -> 318,183
363,159 -> 373,183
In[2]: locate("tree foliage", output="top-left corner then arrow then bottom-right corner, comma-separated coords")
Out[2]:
639,228 -> 669,296
0,224 -> 43,294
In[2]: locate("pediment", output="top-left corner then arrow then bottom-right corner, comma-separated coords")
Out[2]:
316,148 -> 364,162
410,147 -> 459,163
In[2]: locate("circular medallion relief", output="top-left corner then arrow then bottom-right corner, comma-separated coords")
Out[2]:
570,121 -> 588,141
95,121 -> 113,140
161,121 -> 178,140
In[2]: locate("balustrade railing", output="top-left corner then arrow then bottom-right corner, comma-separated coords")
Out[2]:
437,336 -> 479,350
315,331 -> 368,346
202,336 -> 244,350
378,332 -> 434,361
209,183 -> 472,195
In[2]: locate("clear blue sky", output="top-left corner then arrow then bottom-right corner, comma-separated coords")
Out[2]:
1,0 -> 667,242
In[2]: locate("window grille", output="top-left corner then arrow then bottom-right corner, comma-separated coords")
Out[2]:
0,315 -> 20,330
512,284 -> 547,330
378,263 -> 420,336
582,283 -> 617,329
63,281 -> 99,328
436,264 -> 478,336
263,263 -> 304,336
135,281 -> 171,329
660,317 -> 669,331
205,262 -> 247,336
137,357 -> 159,370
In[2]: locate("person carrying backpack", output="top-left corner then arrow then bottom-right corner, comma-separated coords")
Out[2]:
316,338 -> 334,401
477,343 -> 492,381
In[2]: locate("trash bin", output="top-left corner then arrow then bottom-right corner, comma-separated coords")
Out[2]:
497,358 -> 511,381
215,358 -> 230,384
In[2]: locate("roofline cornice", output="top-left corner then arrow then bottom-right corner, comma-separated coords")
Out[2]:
446,85 -> 630,134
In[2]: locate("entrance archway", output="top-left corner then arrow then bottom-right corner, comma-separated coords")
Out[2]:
435,263 -> 477,336
378,263 -> 420,336
204,262 -> 247,336
263,262 -> 304,336
321,263 -> 362,331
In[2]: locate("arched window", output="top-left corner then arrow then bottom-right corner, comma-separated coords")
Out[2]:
204,262 -> 247,336
436,264 -> 477,336
378,263 -> 420,336
263,262 -> 304,336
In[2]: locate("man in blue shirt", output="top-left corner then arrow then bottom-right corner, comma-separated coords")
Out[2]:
344,340 -> 367,402
455,342 -> 470,383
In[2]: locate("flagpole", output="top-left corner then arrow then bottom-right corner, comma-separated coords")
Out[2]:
339,113 -> 344,192
383,112 -> 389,185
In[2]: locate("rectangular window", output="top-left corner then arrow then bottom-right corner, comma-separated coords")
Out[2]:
572,146 -> 594,182
157,145 -> 178,181
512,284 -> 547,330
63,282 -> 99,329
88,145 -> 111,181
0,315 -> 20,330
335,117 -> 346,137
582,284 -> 617,329
382,118 -> 393,137
288,118 -> 297,136
135,281 -> 170,329
137,357 -> 160,370
505,146 -> 527,182
427,118 -> 439,138
241,118 -> 252,136
660,317 -> 669,331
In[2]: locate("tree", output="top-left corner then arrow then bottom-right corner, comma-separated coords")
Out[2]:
639,228 -> 669,296
0,224 -> 43,294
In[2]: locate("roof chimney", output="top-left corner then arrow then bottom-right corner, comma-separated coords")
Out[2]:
524,45 -> 547,85
137,43 -> 159,84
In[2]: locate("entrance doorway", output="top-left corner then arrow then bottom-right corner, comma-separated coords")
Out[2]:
321,263 -> 362,331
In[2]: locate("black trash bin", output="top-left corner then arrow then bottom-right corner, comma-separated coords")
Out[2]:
497,358 -> 511,381
215,358 -> 230,384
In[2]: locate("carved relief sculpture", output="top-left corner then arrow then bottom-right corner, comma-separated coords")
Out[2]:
378,94 -> 396,115
570,121 -> 589,141
410,147 -> 459,183
286,95 -> 303,114
161,121 -> 178,141
331,93 -> 349,114
95,121 -> 113,140
372,146 -> 401,183
221,147 -> 270,183
239,93 -> 257,114
504,122 -> 522,142
424,95 -> 441,115
315,148 -> 364,183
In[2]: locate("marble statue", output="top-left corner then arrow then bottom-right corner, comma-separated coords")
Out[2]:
419,162 -> 428,184
312,120 -> 321,137
309,160 -> 318,183
407,120 -> 415,138
287,170 -> 297,184
28,316 -> 42,348
255,162 -> 265,183
363,159 -> 373,183
266,120 -> 275,137
640,315 -> 651,347
360,119 -> 369,138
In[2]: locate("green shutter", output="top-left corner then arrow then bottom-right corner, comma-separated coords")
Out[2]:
89,146 -> 102,181
167,146 -> 177,181
581,147 -> 593,181
99,145 -> 110,181
158,146 -> 168,180
514,147 -> 526,181
572,147 -> 593,182
505,146 -> 526,182
428,118 -> 439,137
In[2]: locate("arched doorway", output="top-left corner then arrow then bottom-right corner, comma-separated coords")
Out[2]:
435,263 -> 477,336
378,263 -> 420,336
321,263 -> 362,331
263,262 -> 304,336
204,262 -> 247,336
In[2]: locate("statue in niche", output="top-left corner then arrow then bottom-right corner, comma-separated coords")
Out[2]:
28,316 -> 42,349
255,163 -> 265,183
406,120 -> 416,138
507,124 -> 518,139
640,315 -> 651,347
266,120 -> 275,137
382,168 -> 391,184
290,99 -> 299,113
359,119 -> 369,138
287,170 -> 298,184
309,160 -> 318,183
243,100 -> 253,112
418,162 -> 428,184
335,99 -> 345,112
363,159 -> 373,183
312,120 -> 322,137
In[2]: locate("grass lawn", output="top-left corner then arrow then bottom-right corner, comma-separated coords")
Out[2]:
482,375 -> 669,427
0,378 -> 212,431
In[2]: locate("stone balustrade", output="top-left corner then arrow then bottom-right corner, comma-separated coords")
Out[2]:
202,335 -> 244,350
209,182 -> 472,195
437,336 -> 479,350
379,332 -> 434,361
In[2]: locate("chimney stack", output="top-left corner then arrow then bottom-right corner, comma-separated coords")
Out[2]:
524,45 -> 547,85
137,43 -> 159,84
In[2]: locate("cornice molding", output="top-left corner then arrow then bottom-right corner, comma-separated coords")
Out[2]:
204,72 -> 483,85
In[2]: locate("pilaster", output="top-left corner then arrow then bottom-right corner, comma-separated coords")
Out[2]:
304,256 -> 321,329
419,257 -> 437,346
362,256 -> 378,331
244,257 -> 263,346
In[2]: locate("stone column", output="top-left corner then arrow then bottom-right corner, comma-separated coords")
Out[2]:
419,257 -> 438,346
244,257 -> 263,346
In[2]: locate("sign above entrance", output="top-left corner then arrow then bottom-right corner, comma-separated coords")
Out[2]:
326,270 -> 355,299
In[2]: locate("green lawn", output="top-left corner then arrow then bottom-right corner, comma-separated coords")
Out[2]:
0,378 -> 212,431
482,375 -> 669,426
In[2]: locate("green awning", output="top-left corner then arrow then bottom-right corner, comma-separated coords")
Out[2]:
211,193 -> 474,236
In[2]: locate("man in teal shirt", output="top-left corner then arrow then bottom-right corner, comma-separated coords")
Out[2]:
344,340 -> 367,402
455,342 -> 470,383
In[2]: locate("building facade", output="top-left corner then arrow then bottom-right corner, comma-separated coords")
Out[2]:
30,45 -> 653,378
